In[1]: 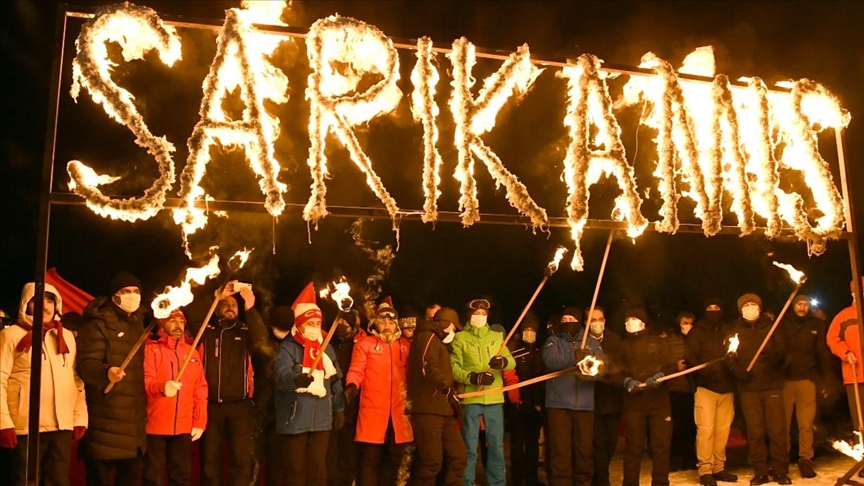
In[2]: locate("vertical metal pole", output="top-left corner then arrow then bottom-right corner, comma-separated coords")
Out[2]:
27,5 -> 68,484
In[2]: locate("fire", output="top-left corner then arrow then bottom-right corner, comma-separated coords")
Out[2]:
448,38 -> 547,228
726,333 -> 740,354
772,261 -> 806,285
320,277 -> 354,312
229,248 -> 253,270
546,246 -> 568,275
577,354 -> 601,377
151,252 -> 221,319
411,37 -> 444,223
833,433 -> 864,461
173,2 -> 290,241
67,3 -> 181,222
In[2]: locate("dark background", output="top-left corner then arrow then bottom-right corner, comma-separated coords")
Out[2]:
2,0 -> 863,334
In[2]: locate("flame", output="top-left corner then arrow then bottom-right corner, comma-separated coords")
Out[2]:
229,248 -> 253,271
151,252 -> 221,319
833,433 -> 864,461
546,246 -> 568,275
321,277 -> 354,312
67,3 -> 181,222
411,37 -> 443,223
577,354 -> 601,377
726,333 -> 740,354
772,261 -> 806,284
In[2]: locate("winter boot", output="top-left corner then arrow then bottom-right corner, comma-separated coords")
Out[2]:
798,459 -> 816,479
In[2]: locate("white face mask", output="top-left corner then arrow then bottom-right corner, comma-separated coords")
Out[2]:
742,304 -> 760,322
522,329 -> 536,344
442,329 -> 455,344
680,324 -> 693,336
303,326 -> 322,342
590,321 -> 605,336
117,293 -> 141,313
625,318 -> 645,334
469,314 -> 487,328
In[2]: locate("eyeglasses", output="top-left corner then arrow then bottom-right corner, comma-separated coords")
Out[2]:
467,299 -> 490,310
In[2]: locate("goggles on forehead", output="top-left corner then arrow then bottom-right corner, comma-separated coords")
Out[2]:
467,299 -> 490,311
377,310 -> 398,320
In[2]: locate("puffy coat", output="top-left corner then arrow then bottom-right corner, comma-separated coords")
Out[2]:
542,329 -> 605,411
346,335 -> 413,444
407,319 -> 456,417
0,325 -> 87,434
76,296 -> 148,460
144,330 -> 208,435
274,334 -> 345,435
450,325 -> 516,405
827,305 -> 864,384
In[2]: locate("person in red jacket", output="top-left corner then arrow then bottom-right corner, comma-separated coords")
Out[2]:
828,278 -> 864,456
142,309 -> 208,486
345,297 -> 413,486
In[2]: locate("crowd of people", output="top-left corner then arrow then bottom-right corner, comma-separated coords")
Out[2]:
1,272 -> 862,486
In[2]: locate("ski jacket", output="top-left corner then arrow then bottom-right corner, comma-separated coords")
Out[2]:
143,330 -> 208,435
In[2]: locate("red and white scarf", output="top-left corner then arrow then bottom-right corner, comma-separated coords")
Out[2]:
15,321 -> 69,355
291,327 -> 337,397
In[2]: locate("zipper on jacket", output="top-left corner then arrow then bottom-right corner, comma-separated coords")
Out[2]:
173,338 -> 180,436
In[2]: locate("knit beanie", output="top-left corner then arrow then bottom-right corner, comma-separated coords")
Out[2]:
737,293 -> 762,312
625,307 -> 649,325
270,305 -> 294,332
792,294 -> 810,306
109,271 -> 141,295
560,307 -> 582,324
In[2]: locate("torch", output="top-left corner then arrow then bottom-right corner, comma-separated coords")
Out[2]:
580,230 -> 615,350
104,252 -> 222,394
640,334 -> 740,388
745,262 -> 806,372
176,249 -> 253,382
499,245 -> 568,353
310,277 -> 354,372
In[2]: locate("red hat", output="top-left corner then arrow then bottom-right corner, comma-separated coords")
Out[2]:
158,309 -> 186,327
292,282 -> 322,328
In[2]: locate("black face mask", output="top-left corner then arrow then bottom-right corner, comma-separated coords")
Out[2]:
560,322 -> 580,337
705,310 -> 723,323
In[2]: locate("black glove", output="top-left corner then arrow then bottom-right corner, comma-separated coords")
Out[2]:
575,348 -> 590,364
294,373 -> 314,389
468,371 -> 495,386
333,411 -> 345,431
644,372 -> 664,388
488,356 -> 508,370
623,377 -> 641,394
344,384 -> 358,404
443,387 -> 464,421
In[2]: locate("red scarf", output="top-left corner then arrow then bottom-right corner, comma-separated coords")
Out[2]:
15,321 -> 69,355
291,327 -> 327,371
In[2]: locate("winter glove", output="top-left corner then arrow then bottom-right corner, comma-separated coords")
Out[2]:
623,377 -> 641,394
163,380 -> 183,398
644,372 -> 664,388
344,384 -> 359,404
488,356 -> 508,370
191,428 -> 204,442
0,428 -> 17,449
73,426 -> 86,441
468,371 -> 495,386
848,352 -> 858,365
334,411 -> 345,431
575,348 -> 590,364
295,373 -> 315,389
443,387 -> 464,421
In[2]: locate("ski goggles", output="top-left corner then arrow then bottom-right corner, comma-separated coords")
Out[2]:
467,299 -> 491,311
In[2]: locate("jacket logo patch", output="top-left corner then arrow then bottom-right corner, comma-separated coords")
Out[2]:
811,330 -> 818,335
118,332 -> 124,337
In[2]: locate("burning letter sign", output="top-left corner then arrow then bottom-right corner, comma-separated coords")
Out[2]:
67,3 -> 851,270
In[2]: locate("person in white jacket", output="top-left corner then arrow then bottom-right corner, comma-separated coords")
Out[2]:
0,282 -> 88,486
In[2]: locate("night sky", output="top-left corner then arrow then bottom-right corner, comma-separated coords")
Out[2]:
2,0 -> 863,335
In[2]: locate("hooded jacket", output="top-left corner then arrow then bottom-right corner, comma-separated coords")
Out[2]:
827,304 -> 864,384
274,333 -> 345,435
542,328 -> 606,411
407,318 -> 457,416
144,330 -> 208,436
450,323 -> 516,406
76,295 -> 148,460
686,315 -> 736,394
346,333 -> 413,444
0,283 -> 87,435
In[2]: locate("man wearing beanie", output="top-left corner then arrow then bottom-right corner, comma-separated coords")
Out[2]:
780,294 -> 833,478
76,271 -> 148,484
506,314 -> 544,486
192,280 -> 268,486
727,294 -> 790,485
685,298 -> 738,486
450,298 -> 515,486
542,306 -> 606,486
614,307 -> 677,486
142,309 -> 208,486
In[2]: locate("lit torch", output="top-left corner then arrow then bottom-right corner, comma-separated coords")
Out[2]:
577,354 -> 602,377
647,334 -> 739,387
310,277 -> 354,372
746,262 -> 806,372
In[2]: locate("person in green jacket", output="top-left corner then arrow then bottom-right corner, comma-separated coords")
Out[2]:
450,299 -> 516,486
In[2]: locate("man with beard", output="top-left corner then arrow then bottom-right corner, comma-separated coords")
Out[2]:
193,281 -> 268,486
686,299 -> 738,486
542,307 -> 606,486
587,306 -> 623,486
77,271 -> 148,485
782,294 -> 833,478
345,298 -> 413,486
507,316 -> 544,486
407,307 -> 465,486
727,294 -> 790,485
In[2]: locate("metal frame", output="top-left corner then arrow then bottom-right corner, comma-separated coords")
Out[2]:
27,5 -> 861,483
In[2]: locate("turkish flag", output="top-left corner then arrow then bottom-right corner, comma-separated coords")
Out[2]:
46,267 -> 93,315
